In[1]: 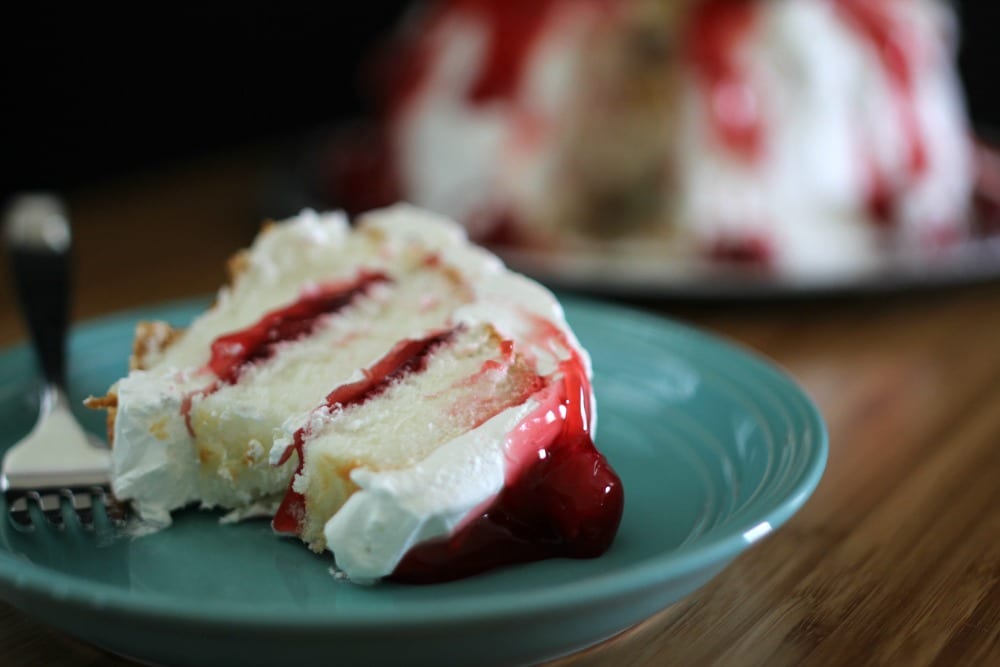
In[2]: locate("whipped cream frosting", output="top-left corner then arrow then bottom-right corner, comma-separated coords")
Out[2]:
109,205 -> 591,581
323,398 -> 538,582
113,370 -> 199,526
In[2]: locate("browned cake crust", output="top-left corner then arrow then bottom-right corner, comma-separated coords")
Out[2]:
82,392 -> 118,445
130,321 -> 183,371
226,249 -> 251,284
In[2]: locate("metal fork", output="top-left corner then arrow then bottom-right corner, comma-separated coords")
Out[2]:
1,195 -> 124,528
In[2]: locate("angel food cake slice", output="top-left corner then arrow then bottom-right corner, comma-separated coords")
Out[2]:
88,205 -> 623,582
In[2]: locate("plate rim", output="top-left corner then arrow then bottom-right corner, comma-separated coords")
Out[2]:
0,295 -> 828,630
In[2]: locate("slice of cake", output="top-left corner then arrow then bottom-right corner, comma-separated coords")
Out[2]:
87,205 -> 623,583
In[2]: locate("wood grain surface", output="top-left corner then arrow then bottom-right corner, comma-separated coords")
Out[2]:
1,153 -> 999,666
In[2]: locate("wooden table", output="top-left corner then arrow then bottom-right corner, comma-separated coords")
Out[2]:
1,153 -> 999,666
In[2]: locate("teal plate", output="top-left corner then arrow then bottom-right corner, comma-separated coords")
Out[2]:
0,297 -> 827,667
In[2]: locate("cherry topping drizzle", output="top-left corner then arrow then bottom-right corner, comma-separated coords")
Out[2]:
207,271 -> 390,384
179,271 -> 391,436
390,318 -> 624,584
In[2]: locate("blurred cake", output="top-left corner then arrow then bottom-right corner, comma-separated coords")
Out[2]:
87,205 -> 623,583
353,0 -> 973,277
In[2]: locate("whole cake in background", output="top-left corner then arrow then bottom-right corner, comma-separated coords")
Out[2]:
348,0 -> 974,278
87,205 -> 624,583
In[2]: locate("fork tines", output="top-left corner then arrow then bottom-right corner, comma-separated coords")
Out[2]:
6,485 -> 126,529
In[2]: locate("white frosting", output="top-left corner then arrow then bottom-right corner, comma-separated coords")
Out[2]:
324,398 -> 537,582
112,370 -> 199,526
109,205 -> 589,582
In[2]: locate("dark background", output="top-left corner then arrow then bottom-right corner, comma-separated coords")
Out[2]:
2,2 -> 998,202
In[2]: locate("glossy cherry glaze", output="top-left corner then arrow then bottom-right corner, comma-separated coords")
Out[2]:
272,329 -> 458,534
391,317 -> 624,584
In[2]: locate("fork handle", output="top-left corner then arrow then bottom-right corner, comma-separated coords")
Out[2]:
4,195 -> 72,390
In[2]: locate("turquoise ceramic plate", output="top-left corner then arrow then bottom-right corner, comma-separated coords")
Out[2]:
0,297 -> 827,667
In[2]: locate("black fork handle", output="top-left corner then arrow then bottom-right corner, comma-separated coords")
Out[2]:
4,195 -> 72,390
